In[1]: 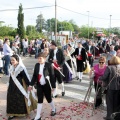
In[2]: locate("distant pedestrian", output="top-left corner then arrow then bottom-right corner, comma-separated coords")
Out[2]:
3,38 -> 13,75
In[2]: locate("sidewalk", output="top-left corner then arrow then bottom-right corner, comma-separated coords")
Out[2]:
0,77 -> 106,120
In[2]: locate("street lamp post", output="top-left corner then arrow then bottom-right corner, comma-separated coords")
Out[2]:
50,20 -> 52,40
109,15 -> 112,36
87,11 -> 90,39
55,0 -> 57,42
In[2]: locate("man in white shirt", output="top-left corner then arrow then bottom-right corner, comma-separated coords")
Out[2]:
48,41 -> 65,97
3,38 -> 13,75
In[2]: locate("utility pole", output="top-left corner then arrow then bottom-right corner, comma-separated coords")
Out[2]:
50,20 -> 52,40
55,0 -> 57,42
87,11 -> 90,39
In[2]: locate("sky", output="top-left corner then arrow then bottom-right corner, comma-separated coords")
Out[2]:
0,0 -> 120,28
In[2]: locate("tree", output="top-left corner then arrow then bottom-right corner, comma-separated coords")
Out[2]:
58,20 -> 74,32
78,25 -> 96,38
26,25 -> 36,35
17,3 -> 25,39
69,19 -> 80,34
36,13 -> 45,33
0,26 -> 16,37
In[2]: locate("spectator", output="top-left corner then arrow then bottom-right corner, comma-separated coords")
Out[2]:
107,45 -> 116,64
3,38 -> 13,75
23,38 -> 28,56
89,56 -> 107,108
100,56 -> 120,120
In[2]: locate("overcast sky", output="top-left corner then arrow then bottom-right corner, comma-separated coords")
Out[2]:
0,0 -> 120,28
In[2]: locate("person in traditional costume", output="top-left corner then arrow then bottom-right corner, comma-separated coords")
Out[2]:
48,41 -> 65,97
85,41 -> 95,67
28,52 -> 56,120
43,47 -> 49,62
7,54 -> 37,120
63,50 -> 73,83
97,39 -> 105,54
67,44 -> 76,78
72,42 -> 87,82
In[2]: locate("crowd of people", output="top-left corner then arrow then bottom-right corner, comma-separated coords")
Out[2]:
0,36 -> 120,120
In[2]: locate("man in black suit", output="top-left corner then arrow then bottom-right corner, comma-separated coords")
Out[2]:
98,39 -> 105,54
72,42 -> 87,81
85,41 -> 95,67
48,41 -> 65,97
28,52 -> 56,120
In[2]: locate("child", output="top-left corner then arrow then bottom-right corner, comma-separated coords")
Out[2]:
28,52 -> 56,120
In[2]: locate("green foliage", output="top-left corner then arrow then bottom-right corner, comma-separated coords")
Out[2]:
36,13 -> 46,33
0,36 -> 14,41
26,25 -> 36,35
78,25 -> 96,38
58,21 -> 74,32
0,26 -> 17,38
69,19 -> 80,34
26,32 -> 45,40
17,3 -> 25,39
46,18 -> 74,32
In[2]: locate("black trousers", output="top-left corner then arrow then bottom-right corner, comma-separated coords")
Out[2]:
54,69 -> 63,84
77,60 -> 83,72
37,83 -> 52,103
94,82 -> 102,107
106,89 -> 120,118
88,56 -> 94,67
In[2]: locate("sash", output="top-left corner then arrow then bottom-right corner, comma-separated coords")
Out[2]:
67,49 -> 76,77
52,63 -> 65,77
10,72 -> 31,106
65,61 -> 73,75
77,55 -> 82,60
46,76 -> 52,90
87,52 -> 93,57
71,56 -> 77,70
9,64 -> 37,106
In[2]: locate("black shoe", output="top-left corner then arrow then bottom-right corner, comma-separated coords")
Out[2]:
31,117 -> 41,120
103,116 -> 110,120
8,116 -> 16,120
52,95 -> 58,98
51,109 -> 56,116
62,91 -> 65,96
77,77 -> 79,80
79,79 -> 82,82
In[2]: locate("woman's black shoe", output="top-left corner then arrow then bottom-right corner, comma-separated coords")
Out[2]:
32,117 -> 41,120
62,91 -> 65,96
51,109 -> 56,116
103,116 -> 110,120
8,116 -> 16,120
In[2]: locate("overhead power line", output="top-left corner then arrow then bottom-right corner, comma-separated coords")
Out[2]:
58,5 -> 120,21
0,4 -> 120,21
0,5 -> 54,12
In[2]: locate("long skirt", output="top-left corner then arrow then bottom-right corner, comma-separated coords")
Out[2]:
63,60 -> 72,83
7,79 -> 37,117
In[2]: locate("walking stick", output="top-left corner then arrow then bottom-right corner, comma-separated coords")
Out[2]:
84,78 -> 94,102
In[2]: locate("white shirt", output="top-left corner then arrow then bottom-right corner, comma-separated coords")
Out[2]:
79,48 -> 82,55
39,63 -> 46,85
3,43 -> 13,56
89,45 -> 91,53
53,48 -> 58,60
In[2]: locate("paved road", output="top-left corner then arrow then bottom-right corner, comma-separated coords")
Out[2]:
0,56 -> 106,120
